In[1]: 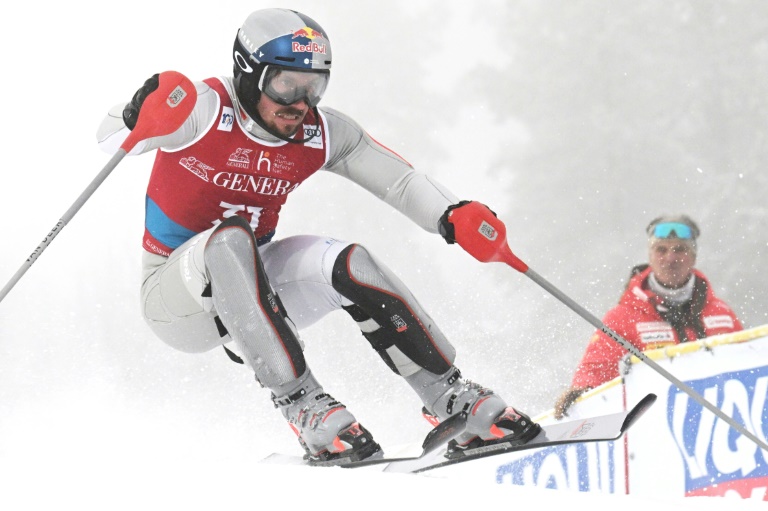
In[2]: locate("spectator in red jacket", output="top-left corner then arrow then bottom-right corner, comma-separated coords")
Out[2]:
554,214 -> 743,419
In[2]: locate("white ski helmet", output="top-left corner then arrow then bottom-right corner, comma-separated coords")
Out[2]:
233,9 -> 332,125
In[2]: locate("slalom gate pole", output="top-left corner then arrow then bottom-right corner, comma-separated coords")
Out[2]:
0,71 -> 197,304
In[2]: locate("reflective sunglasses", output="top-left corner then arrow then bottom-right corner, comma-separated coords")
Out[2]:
259,65 -> 330,107
652,222 -> 694,239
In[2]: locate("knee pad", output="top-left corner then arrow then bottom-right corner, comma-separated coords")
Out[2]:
204,215 -> 305,387
332,244 -> 455,375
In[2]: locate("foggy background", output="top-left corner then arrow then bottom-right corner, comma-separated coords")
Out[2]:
1,0 -> 766,494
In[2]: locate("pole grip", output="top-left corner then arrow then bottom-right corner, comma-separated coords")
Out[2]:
121,71 -> 197,153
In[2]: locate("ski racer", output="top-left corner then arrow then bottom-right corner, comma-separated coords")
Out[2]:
554,215 -> 743,419
96,8 -> 541,463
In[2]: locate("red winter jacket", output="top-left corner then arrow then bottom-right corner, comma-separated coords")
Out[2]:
571,266 -> 743,389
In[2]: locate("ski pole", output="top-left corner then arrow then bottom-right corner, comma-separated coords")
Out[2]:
0,71 -> 197,304
448,202 -> 768,452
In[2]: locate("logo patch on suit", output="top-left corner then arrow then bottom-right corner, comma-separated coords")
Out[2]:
218,106 -> 235,132
391,314 -> 408,332
179,156 -> 213,181
636,321 -> 675,344
639,329 -> 675,344
302,124 -> 323,149
227,148 -> 252,168
703,315 -> 734,329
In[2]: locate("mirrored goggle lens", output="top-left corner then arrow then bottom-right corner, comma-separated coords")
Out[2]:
653,222 -> 693,239
259,66 -> 329,107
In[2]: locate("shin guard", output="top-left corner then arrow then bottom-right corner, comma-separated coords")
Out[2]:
332,244 -> 455,376
204,216 -> 305,387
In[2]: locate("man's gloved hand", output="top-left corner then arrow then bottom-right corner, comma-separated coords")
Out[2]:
122,74 -> 160,130
438,200 -> 494,244
438,200 -> 508,263
553,387 -> 589,420
439,200 -> 529,272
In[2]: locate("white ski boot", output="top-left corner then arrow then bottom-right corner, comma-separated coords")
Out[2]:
408,367 -> 540,457
272,371 -> 381,463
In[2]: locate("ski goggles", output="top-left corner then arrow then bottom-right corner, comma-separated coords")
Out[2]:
258,65 -> 330,107
651,222 -> 694,240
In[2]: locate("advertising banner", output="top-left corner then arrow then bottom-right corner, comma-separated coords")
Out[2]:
624,330 -> 768,500
425,325 -> 768,502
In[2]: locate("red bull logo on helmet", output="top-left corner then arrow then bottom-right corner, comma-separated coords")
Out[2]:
292,27 -> 324,39
291,26 -> 327,54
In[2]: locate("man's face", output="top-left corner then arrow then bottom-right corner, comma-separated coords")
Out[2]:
256,93 -> 309,138
648,239 -> 696,288
254,68 -> 328,138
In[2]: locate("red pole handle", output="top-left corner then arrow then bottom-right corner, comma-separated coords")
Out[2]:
121,70 -> 197,153
446,201 -> 529,272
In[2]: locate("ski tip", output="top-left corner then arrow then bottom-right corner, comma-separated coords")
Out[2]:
620,393 -> 657,433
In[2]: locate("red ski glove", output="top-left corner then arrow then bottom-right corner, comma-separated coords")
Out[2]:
438,201 -> 528,272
